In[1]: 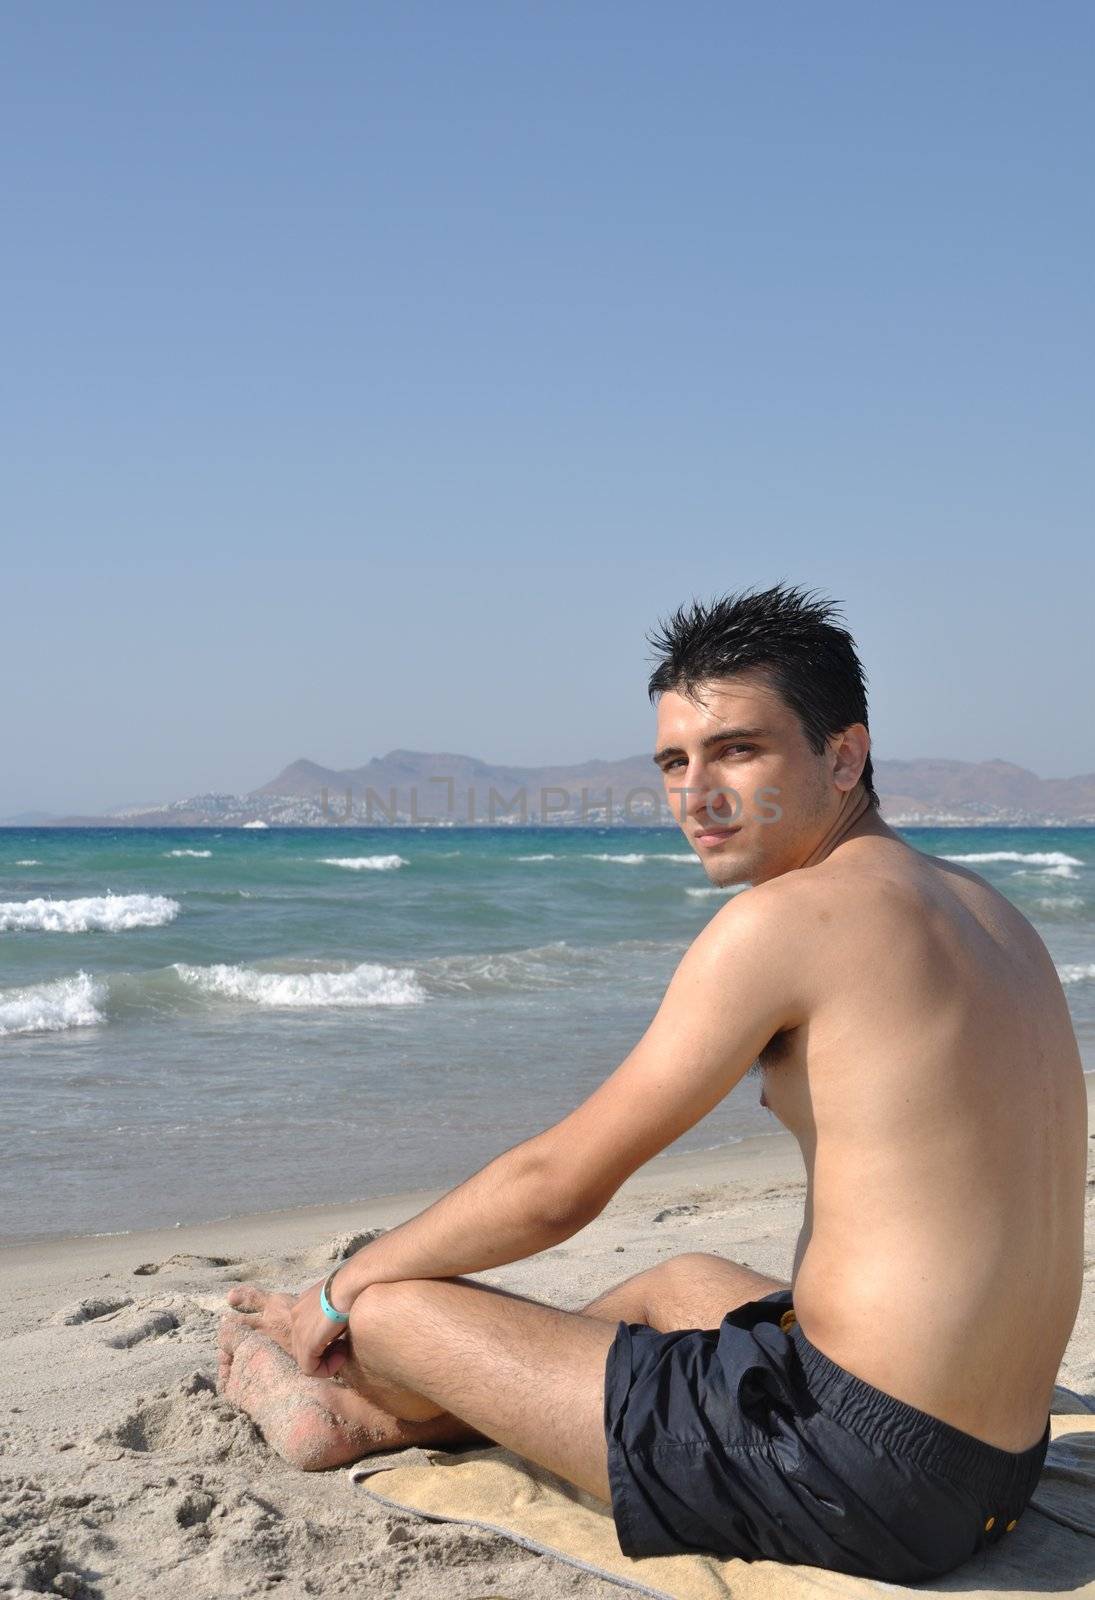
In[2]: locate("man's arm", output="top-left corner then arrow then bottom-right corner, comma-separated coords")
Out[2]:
524,880 -> 808,1219
328,1138 -> 591,1302
334,882 -> 804,1296
289,1139 -> 580,1374
292,883 -> 807,1372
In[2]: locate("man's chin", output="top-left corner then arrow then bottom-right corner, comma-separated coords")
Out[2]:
702,861 -> 752,889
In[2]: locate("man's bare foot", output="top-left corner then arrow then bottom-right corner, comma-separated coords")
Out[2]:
217,1313 -> 437,1471
224,1283 -> 298,1356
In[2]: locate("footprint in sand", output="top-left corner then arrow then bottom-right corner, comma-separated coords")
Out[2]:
304,1228 -> 387,1270
49,1294 -> 183,1348
50,1296 -> 133,1326
100,1308 -> 179,1349
132,1253 -> 240,1276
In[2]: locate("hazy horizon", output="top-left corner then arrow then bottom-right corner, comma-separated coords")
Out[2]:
6,739 -> 1095,823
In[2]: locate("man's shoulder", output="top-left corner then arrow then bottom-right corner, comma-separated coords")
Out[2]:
698,872 -> 827,966
690,877 -> 819,1029
717,868 -> 832,927
708,855 -> 917,953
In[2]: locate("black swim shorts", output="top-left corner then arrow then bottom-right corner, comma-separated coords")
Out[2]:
603,1288 -> 1050,1583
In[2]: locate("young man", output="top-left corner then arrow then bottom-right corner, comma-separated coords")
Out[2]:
219,583 -> 1086,1582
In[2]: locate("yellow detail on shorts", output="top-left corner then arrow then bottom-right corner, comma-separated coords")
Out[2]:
779,1308 -> 798,1332
984,1516 -> 995,1532
1006,1518 -> 1018,1531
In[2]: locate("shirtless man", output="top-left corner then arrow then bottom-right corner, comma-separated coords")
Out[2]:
219,583 -> 1087,1581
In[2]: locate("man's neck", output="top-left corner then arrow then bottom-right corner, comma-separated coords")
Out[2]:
799,783 -> 890,871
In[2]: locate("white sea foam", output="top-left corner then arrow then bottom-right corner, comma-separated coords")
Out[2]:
242,820 -> 269,829
1057,963 -> 1095,986
1036,896 -> 1084,911
944,851 -> 1083,867
319,855 -> 408,871
584,852 -> 697,865
1014,864 -> 1078,879
0,972 -> 106,1035
686,885 -> 748,897
14,859 -> 41,866
172,960 -> 423,1007
516,853 -> 558,862
165,848 -> 212,858
0,893 -> 180,933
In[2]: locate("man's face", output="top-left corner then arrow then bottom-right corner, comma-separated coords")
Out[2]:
653,672 -> 840,885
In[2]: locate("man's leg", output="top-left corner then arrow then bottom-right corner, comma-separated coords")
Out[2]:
581,1251 -> 790,1332
220,1253 -> 789,1479
328,1250 -> 789,1419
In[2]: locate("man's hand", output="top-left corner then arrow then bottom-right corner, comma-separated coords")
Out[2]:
290,1273 -> 357,1377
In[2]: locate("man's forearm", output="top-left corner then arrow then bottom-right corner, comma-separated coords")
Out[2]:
330,1137 -> 584,1301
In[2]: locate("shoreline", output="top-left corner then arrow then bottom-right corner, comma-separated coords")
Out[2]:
0,1123 -> 802,1269
6,1071 -> 1094,1261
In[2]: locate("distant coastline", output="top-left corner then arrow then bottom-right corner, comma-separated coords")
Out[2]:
5,816 -> 1095,831
7,747 -> 1095,830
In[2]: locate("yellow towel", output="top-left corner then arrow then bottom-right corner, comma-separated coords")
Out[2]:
348,1385 -> 1095,1600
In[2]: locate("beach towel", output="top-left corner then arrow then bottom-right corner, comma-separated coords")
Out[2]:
347,1383 -> 1095,1599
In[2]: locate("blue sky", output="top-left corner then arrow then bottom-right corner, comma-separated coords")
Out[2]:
4,3 -> 1092,814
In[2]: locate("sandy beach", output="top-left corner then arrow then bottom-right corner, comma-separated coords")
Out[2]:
2,1076 -> 1092,1598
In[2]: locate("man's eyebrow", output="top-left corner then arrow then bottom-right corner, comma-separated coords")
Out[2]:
652,727 -> 768,765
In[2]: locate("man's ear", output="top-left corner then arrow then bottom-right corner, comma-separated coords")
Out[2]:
831,724 -> 869,792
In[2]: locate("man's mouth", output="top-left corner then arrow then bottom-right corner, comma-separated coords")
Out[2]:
693,826 -> 742,847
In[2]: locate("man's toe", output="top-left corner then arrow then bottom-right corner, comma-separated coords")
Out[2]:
226,1283 -> 269,1313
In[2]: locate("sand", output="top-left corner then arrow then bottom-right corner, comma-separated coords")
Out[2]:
2,1079 -> 1093,1599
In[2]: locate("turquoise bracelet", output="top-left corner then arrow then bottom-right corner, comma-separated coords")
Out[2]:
320,1269 -> 350,1324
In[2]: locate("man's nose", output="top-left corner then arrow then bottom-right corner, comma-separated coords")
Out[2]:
683,769 -> 732,821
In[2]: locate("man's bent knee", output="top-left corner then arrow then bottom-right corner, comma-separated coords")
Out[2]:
642,1252 -> 790,1332
345,1278 -> 425,1343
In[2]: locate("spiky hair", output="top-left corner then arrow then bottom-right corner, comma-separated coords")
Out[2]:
646,581 -> 878,807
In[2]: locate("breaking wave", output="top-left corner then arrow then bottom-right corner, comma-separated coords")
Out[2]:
944,851 -> 1083,867
686,885 -> 748,897
1057,963 -> 1095,986
319,855 -> 408,871
584,852 -> 697,864
1013,864 -> 1078,879
172,960 -> 423,1007
0,893 -> 180,933
165,849 -> 212,859
0,972 -> 106,1035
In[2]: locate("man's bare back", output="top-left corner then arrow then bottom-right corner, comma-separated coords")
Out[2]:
759,833 -> 1087,1453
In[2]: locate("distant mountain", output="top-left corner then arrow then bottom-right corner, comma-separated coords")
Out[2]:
12,750 -> 1095,828
873,758 -> 1095,825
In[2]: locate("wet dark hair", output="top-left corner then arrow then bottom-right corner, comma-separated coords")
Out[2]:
646,581 -> 879,808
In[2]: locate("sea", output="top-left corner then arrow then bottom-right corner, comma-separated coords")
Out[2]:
2,825 -> 1092,1244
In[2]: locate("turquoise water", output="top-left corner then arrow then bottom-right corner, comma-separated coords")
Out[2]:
2,825 -> 1093,1242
